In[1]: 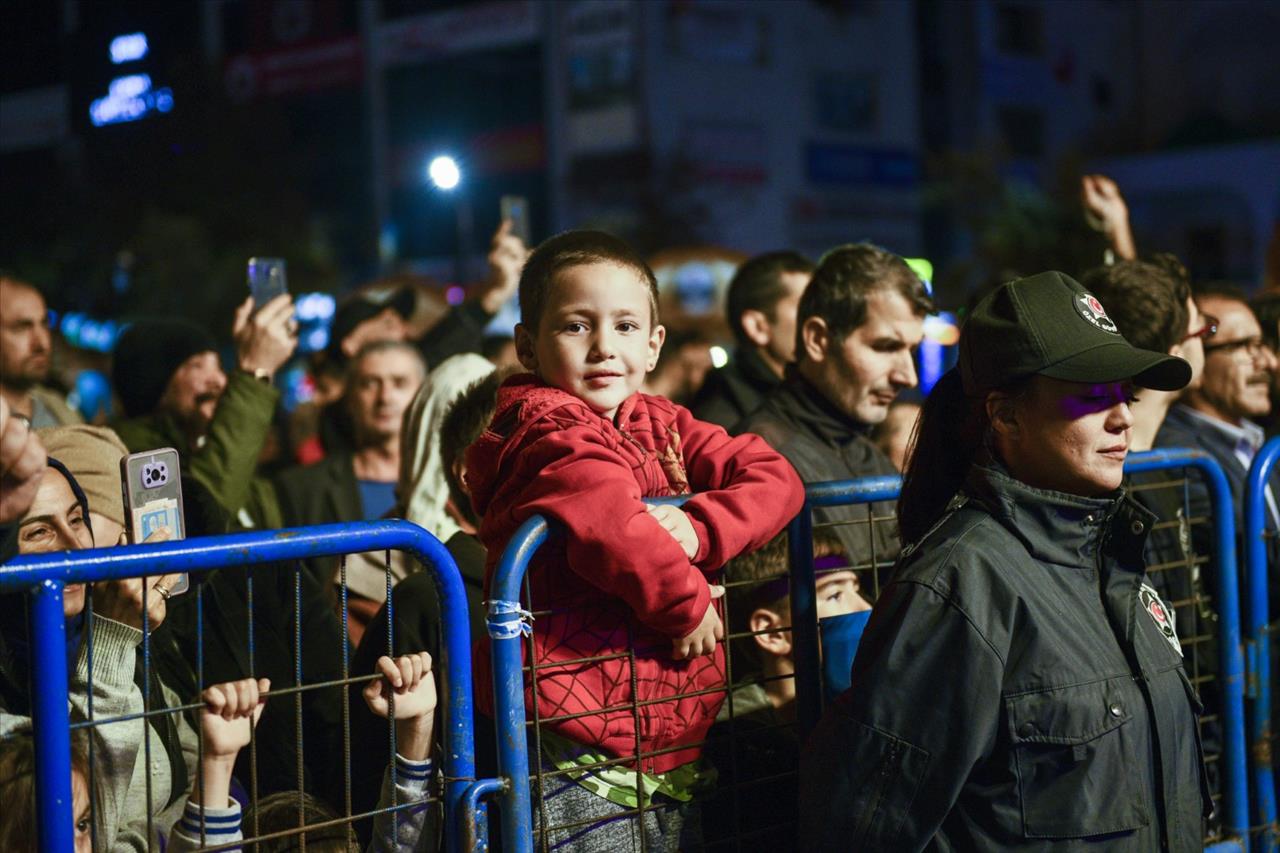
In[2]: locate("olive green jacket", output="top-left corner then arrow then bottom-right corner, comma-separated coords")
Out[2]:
111,372 -> 283,530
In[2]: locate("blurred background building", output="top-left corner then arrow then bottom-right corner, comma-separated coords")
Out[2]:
2,0 -> 1277,337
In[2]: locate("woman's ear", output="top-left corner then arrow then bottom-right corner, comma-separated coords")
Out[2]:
984,391 -> 1020,440
749,608 -> 793,658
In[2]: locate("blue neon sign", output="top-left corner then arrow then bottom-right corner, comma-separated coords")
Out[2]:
109,33 -> 148,64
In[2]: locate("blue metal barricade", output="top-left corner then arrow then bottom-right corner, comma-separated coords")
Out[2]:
0,520 -> 481,853
1244,436 -> 1280,850
487,449 -> 1248,852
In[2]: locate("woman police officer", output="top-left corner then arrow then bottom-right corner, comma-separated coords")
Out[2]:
800,272 -> 1212,851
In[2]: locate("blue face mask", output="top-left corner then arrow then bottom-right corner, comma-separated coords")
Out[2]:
819,609 -> 873,701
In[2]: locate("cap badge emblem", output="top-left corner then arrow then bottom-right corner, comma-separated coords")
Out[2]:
1076,293 -> 1119,334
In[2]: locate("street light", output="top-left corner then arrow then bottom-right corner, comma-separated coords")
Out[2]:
427,155 -> 461,191
426,153 -> 471,284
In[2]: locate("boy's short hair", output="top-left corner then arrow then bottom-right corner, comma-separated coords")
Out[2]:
243,790 -> 357,851
440,368 -> 518,526
518,230 -> 660,333
725,530 -> 847,672
1079,254 -> 1191,354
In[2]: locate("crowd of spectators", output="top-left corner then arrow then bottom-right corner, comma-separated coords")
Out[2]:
0,175 -> 1277,851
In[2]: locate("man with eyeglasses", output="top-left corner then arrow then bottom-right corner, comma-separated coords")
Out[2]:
1157,283 -> 1280,568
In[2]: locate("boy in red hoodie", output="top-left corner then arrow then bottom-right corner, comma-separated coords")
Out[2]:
466,230 -> 805,849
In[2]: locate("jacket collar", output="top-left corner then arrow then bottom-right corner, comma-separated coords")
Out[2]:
963,462 -> 1154,569
733,346 -> 784,392
774,366 -> 873,445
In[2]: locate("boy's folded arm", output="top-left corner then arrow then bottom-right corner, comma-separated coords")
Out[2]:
510,425 -> 711,637
671,409 -> 807,570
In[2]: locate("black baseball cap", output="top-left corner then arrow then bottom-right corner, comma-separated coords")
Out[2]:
959,271 -> 1191,394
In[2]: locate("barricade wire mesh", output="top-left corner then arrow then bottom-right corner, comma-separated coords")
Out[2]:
0,522 -> 468,853
498,464 -> 1243,852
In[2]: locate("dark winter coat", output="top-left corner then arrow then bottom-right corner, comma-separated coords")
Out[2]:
799,463 -> 1212,852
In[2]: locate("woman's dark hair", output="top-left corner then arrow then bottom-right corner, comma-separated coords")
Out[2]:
897,370 -> 1031,545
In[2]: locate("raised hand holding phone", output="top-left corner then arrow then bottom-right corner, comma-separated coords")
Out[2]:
121,447 -> 189,596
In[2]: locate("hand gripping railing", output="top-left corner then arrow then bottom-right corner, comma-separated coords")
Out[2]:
1245,437 -> 1280,849
0,520 -> 477,853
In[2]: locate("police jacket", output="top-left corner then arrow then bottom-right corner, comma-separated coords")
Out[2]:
799,463 -> 1212,852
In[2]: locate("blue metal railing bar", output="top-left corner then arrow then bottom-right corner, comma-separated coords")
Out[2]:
0,520 -> 478,853
788,475 -> 902,738
1121,448 -> 1250,848
1244,437 -> 1280,849
488,514 -> 549,853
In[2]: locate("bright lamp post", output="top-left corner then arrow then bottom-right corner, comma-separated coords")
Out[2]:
426,154 -> 471,285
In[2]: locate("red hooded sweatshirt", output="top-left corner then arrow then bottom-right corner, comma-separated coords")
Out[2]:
467,374 -> 804,774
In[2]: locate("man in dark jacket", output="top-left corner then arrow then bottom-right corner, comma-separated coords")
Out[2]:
691,251 -> 813,428
734,244 -> 931,568
274,341 -> 425,581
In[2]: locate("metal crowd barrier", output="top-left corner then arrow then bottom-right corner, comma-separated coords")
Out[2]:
1244,437 -> 1280,850
0,520 -> 478,853
486,450 -> 1250,853
1125,449 -> 1249,850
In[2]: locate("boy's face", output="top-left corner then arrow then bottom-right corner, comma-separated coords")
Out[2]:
516,262 -> 664,420
816,570 -> 871,620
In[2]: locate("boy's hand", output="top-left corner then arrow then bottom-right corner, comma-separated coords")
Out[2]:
672,585 -> 724,660
200,677 -> 270,760
363,652 -> 438,721
364,652 -> 437,761
647,504 -> 700,560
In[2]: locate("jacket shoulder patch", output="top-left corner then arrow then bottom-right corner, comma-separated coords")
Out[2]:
1139,582 -> 1181,657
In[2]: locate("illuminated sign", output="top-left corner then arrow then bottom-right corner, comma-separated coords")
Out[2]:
90,76 -> 172,126
110,32 -> 149,64
90,33 -> 172,127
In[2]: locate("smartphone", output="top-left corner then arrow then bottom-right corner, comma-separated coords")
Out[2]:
120,448 -> 188,595
500,195 -> 531,245
247,257 -> 288,310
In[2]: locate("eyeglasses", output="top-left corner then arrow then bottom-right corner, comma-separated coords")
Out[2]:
1181,313 -> 1218,343
1202,335 -> 1268,359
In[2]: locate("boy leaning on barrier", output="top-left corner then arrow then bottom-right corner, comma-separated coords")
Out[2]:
465,230 -> 804,849
167,652 -> 439,852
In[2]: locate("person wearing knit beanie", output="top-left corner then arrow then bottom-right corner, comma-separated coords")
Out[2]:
37,423 -> 130,546
111,320 -> 220,422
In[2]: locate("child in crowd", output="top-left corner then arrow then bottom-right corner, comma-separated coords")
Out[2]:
703,531 -> 870,847
168,652 -> 438,852
466,230 -> 805,848
0,731 -> 93,852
